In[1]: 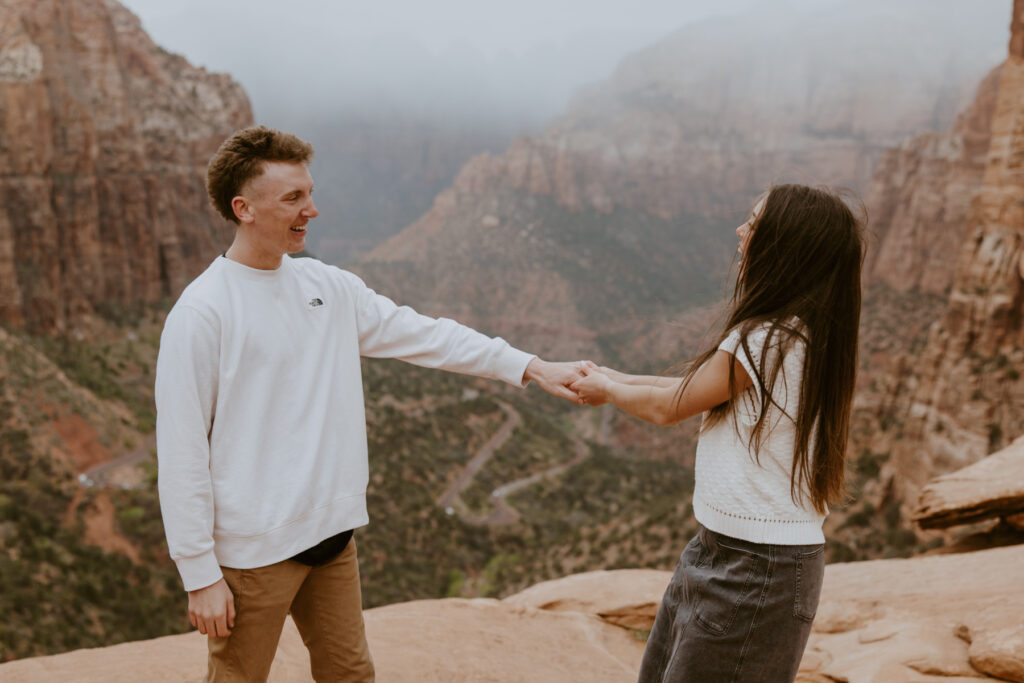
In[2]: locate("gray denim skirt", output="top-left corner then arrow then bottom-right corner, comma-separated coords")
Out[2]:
637,525 -> 825,683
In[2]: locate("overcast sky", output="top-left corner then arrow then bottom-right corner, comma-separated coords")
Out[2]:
121,0 -> 770,58
120,0 -> 1009,128
118,0 -> 801,124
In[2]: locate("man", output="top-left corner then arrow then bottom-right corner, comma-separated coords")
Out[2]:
154,126 -> 582,682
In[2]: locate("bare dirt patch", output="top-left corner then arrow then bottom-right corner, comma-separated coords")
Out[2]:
82,492 -> 141,564
51,412 -> 111,471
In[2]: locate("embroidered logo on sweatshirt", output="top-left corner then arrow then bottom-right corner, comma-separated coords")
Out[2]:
307,297 -> 325,309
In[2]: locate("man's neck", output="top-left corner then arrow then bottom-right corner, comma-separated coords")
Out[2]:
225,239 -> 283,270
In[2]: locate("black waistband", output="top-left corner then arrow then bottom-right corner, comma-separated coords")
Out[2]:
288,529 -> 354,566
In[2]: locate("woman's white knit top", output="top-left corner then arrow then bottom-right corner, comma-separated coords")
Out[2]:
693,323 -> 826,545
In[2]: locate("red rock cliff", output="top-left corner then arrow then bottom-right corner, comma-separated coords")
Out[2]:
865,66 -> 1002,295
0,0 -> 252,333
869,0 -> 1024,508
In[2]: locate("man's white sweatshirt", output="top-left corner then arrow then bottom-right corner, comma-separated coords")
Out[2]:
155,255 -> 534,591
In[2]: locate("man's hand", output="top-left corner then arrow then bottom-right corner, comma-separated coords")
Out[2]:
571,363 -> 613,406
188,577 -> 236,638
524,358 -> 585,402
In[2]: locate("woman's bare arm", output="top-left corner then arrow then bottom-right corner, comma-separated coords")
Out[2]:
572,352 -> 751,426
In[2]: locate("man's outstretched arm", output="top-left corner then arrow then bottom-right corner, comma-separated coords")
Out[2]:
523,358 -> 584,402
348,270 -> 582,399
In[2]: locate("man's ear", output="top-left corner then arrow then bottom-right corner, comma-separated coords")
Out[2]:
232,195 -> 254,224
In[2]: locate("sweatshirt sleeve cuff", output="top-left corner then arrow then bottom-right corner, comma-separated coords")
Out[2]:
500,348 -> 536,388
176,550 -> 224,592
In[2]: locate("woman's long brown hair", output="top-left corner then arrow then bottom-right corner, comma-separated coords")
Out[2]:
675,184 -> 866,514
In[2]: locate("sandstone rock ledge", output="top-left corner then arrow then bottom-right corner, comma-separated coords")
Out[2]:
799,544 -> 1024,683
914,435 -> 1024,530
2,554 -> 1022,682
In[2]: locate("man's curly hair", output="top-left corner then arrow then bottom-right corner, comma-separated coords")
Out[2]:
206,126 -> 314,223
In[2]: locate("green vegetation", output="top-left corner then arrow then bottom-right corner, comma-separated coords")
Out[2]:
31,322 -> 161,433
0,375 -> 187,662
531,197 -> 733,334
328,358 -> 700,607
354,191 -> 736,366
2,288 -> 968,660
459,402 -> 576,514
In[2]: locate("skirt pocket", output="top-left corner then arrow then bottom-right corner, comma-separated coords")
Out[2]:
793,546 -> 825,622
693,542 -> 765,636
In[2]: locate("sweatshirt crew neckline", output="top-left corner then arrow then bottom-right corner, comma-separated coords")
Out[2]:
217,253 -> 291,278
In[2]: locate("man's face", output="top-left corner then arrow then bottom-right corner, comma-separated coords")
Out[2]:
237,161 -> 318,261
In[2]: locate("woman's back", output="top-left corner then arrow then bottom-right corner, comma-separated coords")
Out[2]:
694,321 -> 825,545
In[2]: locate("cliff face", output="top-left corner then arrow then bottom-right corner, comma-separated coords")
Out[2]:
0,0 -> 252,333
865,66 -> 1002,295
357,3 -> 1004,360
505,4 -> 996,225
866,0 -> 1024,508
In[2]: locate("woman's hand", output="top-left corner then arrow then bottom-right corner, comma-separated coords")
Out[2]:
571,365 -> 613,406
580,360 -> 629,384
570,351 -> 749,426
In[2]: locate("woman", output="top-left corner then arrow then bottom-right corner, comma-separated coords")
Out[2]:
572,184 -> 865,682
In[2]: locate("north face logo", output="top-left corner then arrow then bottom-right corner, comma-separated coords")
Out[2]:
307,297 -> 324,309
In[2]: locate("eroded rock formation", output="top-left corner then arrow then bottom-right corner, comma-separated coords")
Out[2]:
914,434 -> 1024,530
866,0 -> 1024,511
865,65 -> 1002,295
357,3 -> 1003,360
0,0 -> 252,333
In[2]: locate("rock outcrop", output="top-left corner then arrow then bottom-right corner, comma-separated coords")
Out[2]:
801,545 -> 1024,683
865,65 -> 1002,295
3,551 -> 1023,682
864,0 -> 1024,511
914,434 -> 1024,529
0,0 -> 252,334
0,576 -> 652,682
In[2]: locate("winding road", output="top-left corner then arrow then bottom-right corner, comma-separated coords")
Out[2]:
79,396 -> 607,521
78,434 -> 156,489
436,400 -> 521,511
436,399 -> 592,526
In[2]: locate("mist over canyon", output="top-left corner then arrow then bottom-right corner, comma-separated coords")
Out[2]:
1,0 -> 1023,673
352,0 -> 1011,362
123,0 -> 1011,266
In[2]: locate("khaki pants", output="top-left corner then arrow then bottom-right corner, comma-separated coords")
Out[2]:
206,538 -> 374,682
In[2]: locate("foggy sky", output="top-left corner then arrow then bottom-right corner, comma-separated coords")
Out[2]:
120,0 -> 1011,129
116,0 -> 1013,265
118,0 -> 831,125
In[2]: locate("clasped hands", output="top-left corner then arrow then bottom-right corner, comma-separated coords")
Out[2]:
524,358 -> 619,405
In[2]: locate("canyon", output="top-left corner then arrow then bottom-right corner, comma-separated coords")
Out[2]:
0,0 -> 250,334
354,2 -> 1006,361
1,0 -> 1023,670
856,0 -> 1024,518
